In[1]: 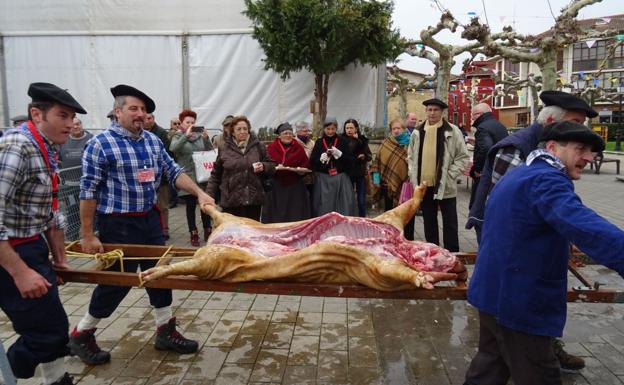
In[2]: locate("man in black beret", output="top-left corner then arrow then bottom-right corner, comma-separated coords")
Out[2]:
11,114 -> 29,127
466,91 -> 598,370
0,82 -> 86,385
70,84 -> 215,366
406,97 -> 469,252
464,121 -> 623,384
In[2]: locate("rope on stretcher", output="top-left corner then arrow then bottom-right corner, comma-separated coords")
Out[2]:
63,241 -> 192,276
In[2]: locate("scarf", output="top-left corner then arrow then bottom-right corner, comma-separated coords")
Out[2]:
395,131 -> 410,146
526,149 -> 567,174
421,120 -> 443,187
17,122 -> 59,171
267,138 -> 310,185
297,135 -> 310,144
237,138 -> 249,153
377,135 -> 408,204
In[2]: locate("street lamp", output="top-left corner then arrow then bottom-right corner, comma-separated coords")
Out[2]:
616,80 -> 623,152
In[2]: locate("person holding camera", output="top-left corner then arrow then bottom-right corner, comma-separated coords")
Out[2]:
206,116 -> 275,221
310,117 -> 356,217
169,109 -> 214,246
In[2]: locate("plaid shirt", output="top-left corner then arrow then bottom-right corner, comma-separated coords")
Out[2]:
80,123 -> 184,214
0,126 -> 65,241
491,147 -> 524,185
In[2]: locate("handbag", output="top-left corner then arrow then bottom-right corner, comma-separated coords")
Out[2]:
192,150 -> 218,183
398,181 -> 414,204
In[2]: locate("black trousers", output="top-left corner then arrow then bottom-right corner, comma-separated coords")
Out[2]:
181,194 -> 211,232
464,311 -> 561,385
382,186 -> 414,241
420,188 -> 459,251
0,237 -> 69,378
88,209 -> 172,319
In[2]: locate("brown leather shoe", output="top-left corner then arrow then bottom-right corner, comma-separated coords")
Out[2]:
554,339 -> 585,372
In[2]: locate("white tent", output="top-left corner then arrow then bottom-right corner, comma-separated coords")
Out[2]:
0,0 -> 385,130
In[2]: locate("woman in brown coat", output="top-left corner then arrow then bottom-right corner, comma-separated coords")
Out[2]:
205,116 -> 275,221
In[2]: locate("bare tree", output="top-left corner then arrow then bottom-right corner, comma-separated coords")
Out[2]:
462,0 -> 621,91
387,66 -> 435,119
403,11 -> 482,103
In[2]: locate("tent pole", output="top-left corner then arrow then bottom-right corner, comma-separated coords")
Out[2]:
182,33 -> 190,109
0,36 -> 10,127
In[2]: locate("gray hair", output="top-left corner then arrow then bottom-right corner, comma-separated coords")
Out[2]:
536,106 -> 567,125
113,96 -> 127,110
473,103 -> 492,114
295,121 -> 310,131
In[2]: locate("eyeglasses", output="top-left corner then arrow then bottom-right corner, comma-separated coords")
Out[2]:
172,122 -> 180,126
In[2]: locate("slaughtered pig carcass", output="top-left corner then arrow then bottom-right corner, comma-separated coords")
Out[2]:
142,183 -> 466,290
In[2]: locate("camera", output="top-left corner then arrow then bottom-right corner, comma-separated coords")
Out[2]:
191,126 -> 205,133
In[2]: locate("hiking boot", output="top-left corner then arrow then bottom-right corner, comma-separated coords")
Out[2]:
68,327 -> 111,365
51,373 -> 74,385
190,230 -> 200,247
203,227 -> 212,242
155,317 -> 199,354
553,339 -> 585,372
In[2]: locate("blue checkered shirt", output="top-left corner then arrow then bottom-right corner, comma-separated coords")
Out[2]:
80,123 -> 184,214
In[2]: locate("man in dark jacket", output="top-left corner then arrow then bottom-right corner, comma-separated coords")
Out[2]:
464,121 -> 624,385
468,103 -> 508,212
145,113 -> 172,238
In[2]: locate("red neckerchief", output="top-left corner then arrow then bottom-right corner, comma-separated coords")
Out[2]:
27,121 -> 59,211
276,140 -> 292,164
322,136 -> 338,151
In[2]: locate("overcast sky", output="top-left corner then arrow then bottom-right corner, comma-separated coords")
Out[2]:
391,0 -> 622,74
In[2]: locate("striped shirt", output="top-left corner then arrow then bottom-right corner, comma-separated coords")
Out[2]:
0,127 -> 65,241
80,123 -> 184,214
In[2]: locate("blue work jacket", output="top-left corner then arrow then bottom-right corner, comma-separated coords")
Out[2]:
468,159 -> 624,337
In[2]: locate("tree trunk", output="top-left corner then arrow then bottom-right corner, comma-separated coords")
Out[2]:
314,74 -> 323,137
539,50 -> 558,91
529,85 -> 540,122
436,58 -> 452,103
399,90 -> 407,120
322,74 -> 329,130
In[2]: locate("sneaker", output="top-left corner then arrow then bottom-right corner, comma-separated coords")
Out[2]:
190,230 -> 200,247
51,373 -> 74,385
553,339 -> 585,372
68,327 -> 111,365
154,317 -> 198,354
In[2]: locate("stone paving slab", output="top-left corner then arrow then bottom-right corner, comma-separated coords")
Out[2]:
2,165 -> 624,384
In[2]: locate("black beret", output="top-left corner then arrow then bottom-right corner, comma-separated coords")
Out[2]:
275,122 -> 293,135
422,98 -> 448,109
110,84 -> 155,113
540,121 -> 605,152
539,91 -> 597,118
28,82 -> 86,114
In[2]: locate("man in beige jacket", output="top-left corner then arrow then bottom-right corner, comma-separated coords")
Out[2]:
407,98 -> 469,251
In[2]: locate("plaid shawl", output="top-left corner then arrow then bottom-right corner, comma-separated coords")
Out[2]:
375,135 -> 408,204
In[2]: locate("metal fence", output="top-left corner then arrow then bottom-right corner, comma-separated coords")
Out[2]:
58,166 -> 82,241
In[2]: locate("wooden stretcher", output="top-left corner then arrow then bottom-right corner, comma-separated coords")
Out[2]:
56,243 -> 624,303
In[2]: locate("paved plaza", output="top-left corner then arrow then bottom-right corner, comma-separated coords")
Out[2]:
2,153 -> 624,385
